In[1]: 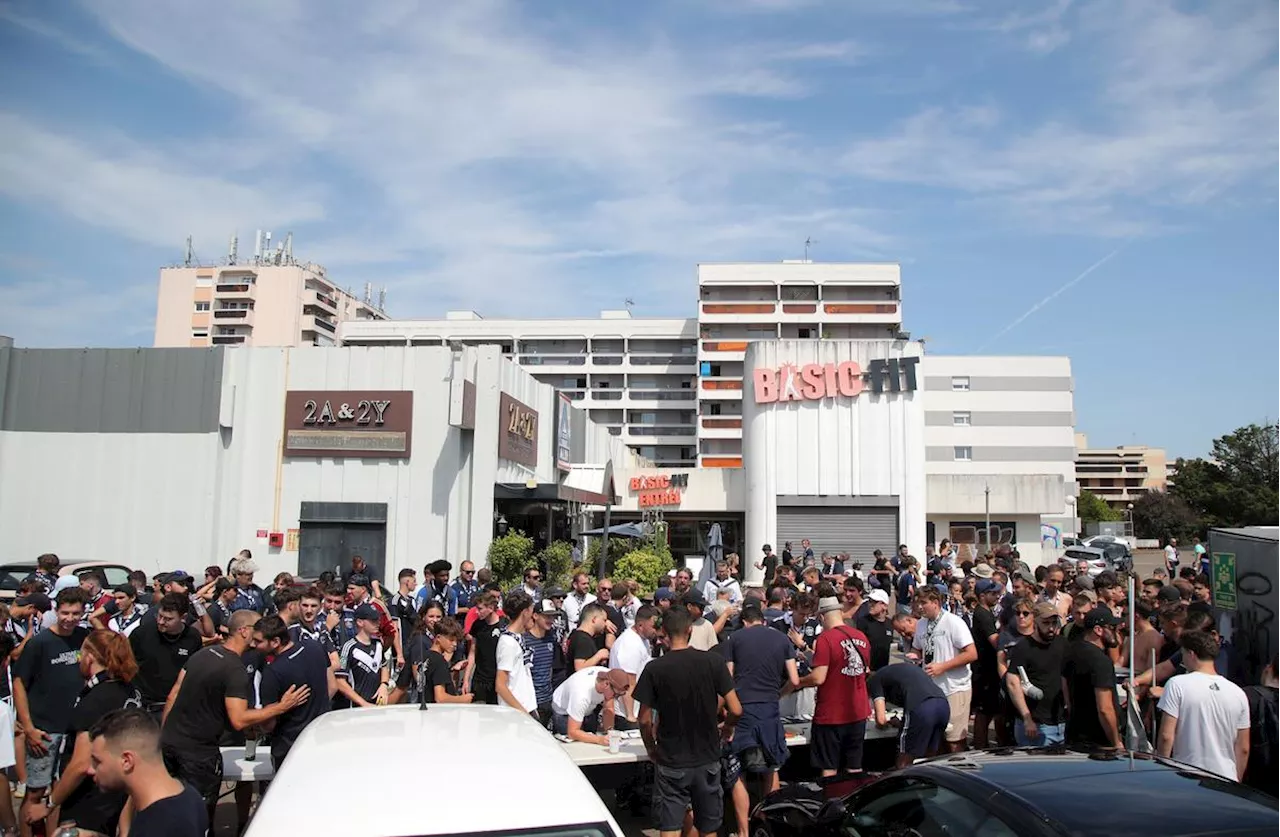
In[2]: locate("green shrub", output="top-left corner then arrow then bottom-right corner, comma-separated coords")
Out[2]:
539,540 -> 575,591
614,548 -> 674,598
584,537 -> 630,578
487,530 -> 535,590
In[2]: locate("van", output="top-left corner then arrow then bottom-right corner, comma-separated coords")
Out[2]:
244,704 -> 625,837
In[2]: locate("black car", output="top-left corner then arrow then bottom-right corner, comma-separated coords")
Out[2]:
750,747 -> 1278,837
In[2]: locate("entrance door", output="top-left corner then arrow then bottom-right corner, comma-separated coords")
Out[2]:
298,523 -> 387,580
775,506 -> 899,563
297,501 -> 389,580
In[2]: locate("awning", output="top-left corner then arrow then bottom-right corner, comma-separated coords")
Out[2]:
493,464 -> 618,506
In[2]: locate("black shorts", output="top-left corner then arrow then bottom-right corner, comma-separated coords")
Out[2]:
809,721 -> 867,773
162,746 -> 223,808
653,761 -> 722,834
472,676 -> 498,705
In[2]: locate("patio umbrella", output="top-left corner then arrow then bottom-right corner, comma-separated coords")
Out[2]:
579,523 -> 647,538
698,523 -> 725,589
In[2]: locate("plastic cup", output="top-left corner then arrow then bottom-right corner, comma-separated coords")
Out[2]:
607,730 -> 622,754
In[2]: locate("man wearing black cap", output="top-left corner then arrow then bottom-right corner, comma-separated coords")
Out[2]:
335,604 -> 390,708
1062,606 -> 1124,751
416,560 -> 458,616
682,591 -> 719,652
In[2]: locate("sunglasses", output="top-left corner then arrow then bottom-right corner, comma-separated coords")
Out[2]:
1015,610 -> 1033,617
462,570 -> 475,575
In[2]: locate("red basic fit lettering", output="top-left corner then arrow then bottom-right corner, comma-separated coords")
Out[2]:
753,361 -> 864,404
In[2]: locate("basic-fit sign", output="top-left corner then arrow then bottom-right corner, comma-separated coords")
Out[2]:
630,472 -> 688,508
499,392 -> 539,469
283,391 -> 413,458
753,357 -> 920,404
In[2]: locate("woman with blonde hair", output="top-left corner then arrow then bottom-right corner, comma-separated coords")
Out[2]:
25,630 -> 141,836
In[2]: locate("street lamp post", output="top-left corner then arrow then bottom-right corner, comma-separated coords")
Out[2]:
984,483 -> 991,557
1126,502 -> 1135,540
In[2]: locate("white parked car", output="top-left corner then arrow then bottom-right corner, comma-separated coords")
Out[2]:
246,704 -> 625,837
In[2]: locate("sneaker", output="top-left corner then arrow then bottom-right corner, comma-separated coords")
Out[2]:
12,781 -> 24,798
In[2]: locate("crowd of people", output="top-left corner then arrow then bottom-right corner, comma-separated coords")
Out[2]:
0,540 -> 1274,837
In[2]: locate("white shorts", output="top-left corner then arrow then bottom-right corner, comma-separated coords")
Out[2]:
0,702 -> 15,770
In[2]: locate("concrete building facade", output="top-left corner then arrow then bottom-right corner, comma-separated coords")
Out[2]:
0,345 -> 637,582
1074,433 -> 1168,508
156,253 -> 387,349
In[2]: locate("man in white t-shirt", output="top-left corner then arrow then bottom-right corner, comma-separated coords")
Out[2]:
551,666 -> 631,745
911,588 -> 977,753
1164,538 -> 1180,576
703,561 -> 743,605
1157,630 -> 1250,781
608,604 -> 658,728
495,591 -> 538,717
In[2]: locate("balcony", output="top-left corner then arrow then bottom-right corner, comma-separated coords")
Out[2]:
700,456 -> 743,469
701,417 -> 742,430
822,302 -> 900,323
213,309 -> 255,327
215,283 -> 255,297
589,390 -> 624,401
592,354 -> 625,367
300,314 -> 338,336
629,390 -> 697,403
630,354 -> 698,372
212,335 -> 246,345
306,289 -> 338,312
518,354 -> 587,367
627,425 -> 697,437
700,301 -> 777,322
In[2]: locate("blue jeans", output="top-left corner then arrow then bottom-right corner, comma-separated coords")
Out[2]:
1014,721 -> 1064,747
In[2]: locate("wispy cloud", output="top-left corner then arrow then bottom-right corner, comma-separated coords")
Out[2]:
841,0 -> 1277,235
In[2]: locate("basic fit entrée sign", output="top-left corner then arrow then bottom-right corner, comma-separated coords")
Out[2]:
630,472 -> 688,508
753,357 -> 919,404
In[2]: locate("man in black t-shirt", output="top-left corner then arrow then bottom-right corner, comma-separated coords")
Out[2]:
14,587 -> 90,835
464,591 -> 508,704
130,593 -> 203,719
90,708 -> 210,837
1005,602 -> 1067,747
255,614 -> 333,769
391,617 -> 474,705
1062,607 -> 1124,751
868,663 -> 949,767
969,579 -> 1003,748
567,603 -> 612,673
854,590 -> 895,671
634,607 -> 742,837
163,610 -> 312,820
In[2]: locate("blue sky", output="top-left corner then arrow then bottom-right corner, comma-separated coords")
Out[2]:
0,0 -> 1275,458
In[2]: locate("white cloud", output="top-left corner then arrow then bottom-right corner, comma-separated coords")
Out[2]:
841,0 -> 1277,235
0,113 -> 324,250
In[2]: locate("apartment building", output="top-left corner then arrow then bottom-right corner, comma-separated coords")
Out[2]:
341,310 -> 701,466
921,356 -> 1077,558
342,261 -> 904,468
154,235 -> 387,348
1074,433 -> 1168,508
697,262 -> 903,466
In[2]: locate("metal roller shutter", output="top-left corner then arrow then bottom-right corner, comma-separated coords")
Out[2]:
776,506 -> 900,563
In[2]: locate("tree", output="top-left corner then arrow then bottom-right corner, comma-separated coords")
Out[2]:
1131,490 -> 1197,542
1171,422 -> 1280,531
1076,490 -> 1122,524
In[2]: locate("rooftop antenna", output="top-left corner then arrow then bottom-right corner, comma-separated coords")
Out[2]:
803,237 -> 818,262
253,230 -> 263,263
184,235 -> 194,267
264,231 -> 272,263
284,232 -> 293,265
228,232 -> 238,265
378,286 -> 387,311
624,297 -> 635,311
364,282 -> 373,304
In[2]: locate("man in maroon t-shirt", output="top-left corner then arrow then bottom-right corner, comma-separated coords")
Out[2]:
798,595 -> 871,776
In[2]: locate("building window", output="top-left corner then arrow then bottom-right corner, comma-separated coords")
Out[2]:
194,301 -> 210,312
954,446 -> 973,461
953,411 -> 971,426
195,276 -> 212,287
951,376 -> 970,391
192,330 -> 208,338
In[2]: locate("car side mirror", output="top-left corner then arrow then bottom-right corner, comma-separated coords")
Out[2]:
817,799 -> 845,825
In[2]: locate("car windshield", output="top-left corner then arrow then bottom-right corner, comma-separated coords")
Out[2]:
0,567 -> 34,591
